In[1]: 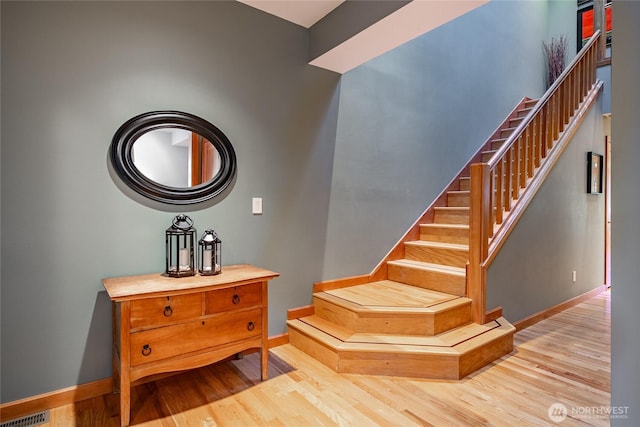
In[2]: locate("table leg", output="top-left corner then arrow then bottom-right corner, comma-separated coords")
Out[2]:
261,347 -> 269,380
261,282 -> 269,380
120,374 -> 130,427
119,301 -> 132,426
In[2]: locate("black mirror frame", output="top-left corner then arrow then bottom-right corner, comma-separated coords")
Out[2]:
109,111 -> 236,205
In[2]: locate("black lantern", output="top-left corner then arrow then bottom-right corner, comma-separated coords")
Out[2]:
165,214 -> 196,277
198,229 -> 221,275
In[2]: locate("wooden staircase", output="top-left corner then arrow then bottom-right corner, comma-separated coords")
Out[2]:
287,101 -> 540,380
288,31 -> 603,381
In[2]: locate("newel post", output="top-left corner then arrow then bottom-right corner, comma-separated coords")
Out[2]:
468,163 -> 490,324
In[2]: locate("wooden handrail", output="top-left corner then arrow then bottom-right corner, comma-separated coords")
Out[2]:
467,31 -> 602,324
488,31 -> 601,169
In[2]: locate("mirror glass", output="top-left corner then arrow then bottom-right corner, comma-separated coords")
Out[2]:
132,128 -> 222,188
109,111 -> 236,206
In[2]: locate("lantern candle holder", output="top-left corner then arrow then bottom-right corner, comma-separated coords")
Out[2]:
165,214 -> 196,277
198,229 -> 221,275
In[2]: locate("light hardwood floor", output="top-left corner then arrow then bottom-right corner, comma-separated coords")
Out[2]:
44,290 -> 610,426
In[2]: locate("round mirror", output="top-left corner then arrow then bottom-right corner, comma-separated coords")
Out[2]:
109,111 -> 236,205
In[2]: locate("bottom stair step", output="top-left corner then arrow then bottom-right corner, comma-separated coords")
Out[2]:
287,316 -> 515,380
313,280 -> 472,335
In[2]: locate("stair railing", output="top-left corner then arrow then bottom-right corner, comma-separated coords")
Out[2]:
467,31 -> 602,324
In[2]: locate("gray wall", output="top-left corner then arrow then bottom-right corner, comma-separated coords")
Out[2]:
321,0 -> 562,279
1,1 -> 339,402
611,1 -> 640,424
597,63 -> 612,114
486,101 -> 606,321
1,0 -> 606,407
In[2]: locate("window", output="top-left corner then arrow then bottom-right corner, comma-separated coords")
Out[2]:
577,0 -> 612,51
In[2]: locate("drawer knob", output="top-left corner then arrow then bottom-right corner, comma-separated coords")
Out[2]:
141,344 -> 152,356
247,321 -> 255,331
232,294 -> 241,305
163,306 -> 173,317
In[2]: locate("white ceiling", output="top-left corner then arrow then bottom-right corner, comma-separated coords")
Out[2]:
237,0 -> 489,74
237,0 -> 344,28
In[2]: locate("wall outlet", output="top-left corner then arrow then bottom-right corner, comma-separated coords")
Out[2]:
252,197 -> 262,215
572,270 -> 577,282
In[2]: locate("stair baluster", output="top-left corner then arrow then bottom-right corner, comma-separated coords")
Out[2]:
467,30 -> 603,324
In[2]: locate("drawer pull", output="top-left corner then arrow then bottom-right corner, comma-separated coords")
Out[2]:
163,306 -> 173,317
232,294 -> 241,305
141,344 -> 152,356
247,321 -> 255,331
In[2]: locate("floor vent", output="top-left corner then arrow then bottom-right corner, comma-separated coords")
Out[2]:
0,411 -> 50,427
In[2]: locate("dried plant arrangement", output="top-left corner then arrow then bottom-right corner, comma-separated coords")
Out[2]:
543,35 -> 568,88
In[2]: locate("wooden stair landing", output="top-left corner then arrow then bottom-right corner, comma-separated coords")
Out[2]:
312,280 -> 472,335
287,281 -> 515,380
322,280 -> 460,307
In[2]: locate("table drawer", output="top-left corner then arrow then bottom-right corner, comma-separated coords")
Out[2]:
130,308 -> 262,366
130,293 -> 202,330
205,282 -> 262,314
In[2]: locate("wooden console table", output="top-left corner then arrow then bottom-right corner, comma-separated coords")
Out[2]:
103,264 -> 279,427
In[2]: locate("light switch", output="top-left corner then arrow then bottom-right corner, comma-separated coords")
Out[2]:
252,197 -> 263,215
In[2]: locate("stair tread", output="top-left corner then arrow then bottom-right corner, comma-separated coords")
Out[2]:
387,259 -> 466,276
434,206 -> 469,211
289,316 -> 512,351
317,280 -> 469,310
420,223 -> 469,230
292,315 -> 355,341
347,321 -> 500,348
405,240 -> 468,251
447,190 -> 470,195
454,317 -> 516,354
434,206 -> 494,214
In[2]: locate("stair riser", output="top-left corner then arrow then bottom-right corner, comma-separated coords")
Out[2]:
434,209 -> 469,225
491,140 -> 506,150
313,297 -> 360,331
459,333 -> 514,378
433,304 -> 473,334
482,152 -> 494,162
313,297 -> 470,335
509,117 -> 524,127
338,351 -> 461,380
387,264 -> 466,296
288,326 -> 339,371
500,128 -> 515,138
447,192 -> 469,207
459,178 -> 470,191
405,244 -> 469,268
420,226 -> 469,245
